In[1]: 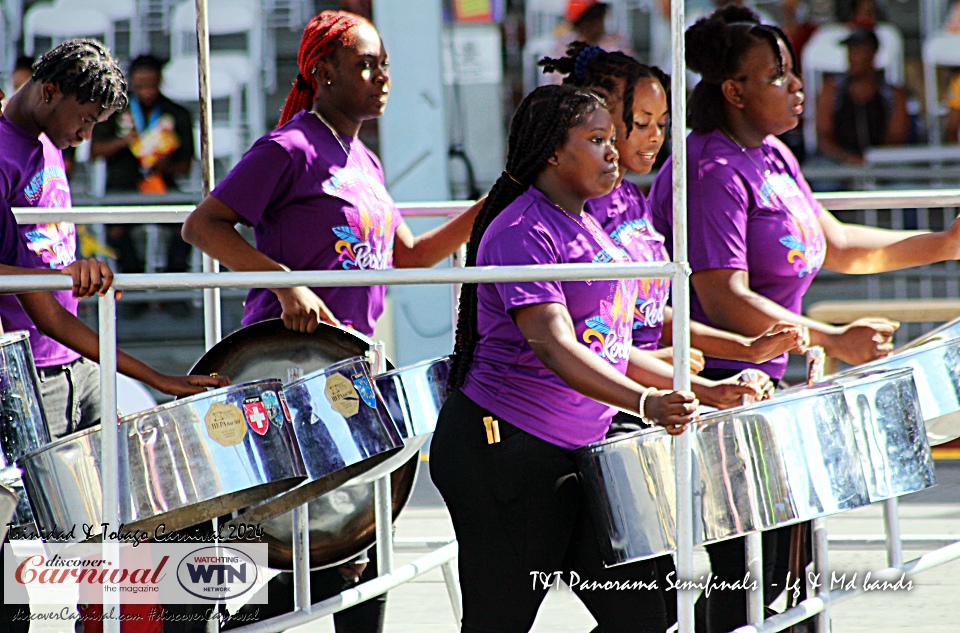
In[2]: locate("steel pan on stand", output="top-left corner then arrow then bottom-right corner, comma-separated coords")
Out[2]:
20,379 -> 307,539
575,427 -> 677,567
832,335 -> 960,445
827,368 -> 935,501
0,331 -> 51,537
191,320 -> 421,569
695,384 -> 869,543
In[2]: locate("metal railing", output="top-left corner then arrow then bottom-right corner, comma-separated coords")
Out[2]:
10,189 -> 960,632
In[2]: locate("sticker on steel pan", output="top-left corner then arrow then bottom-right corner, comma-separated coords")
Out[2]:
204,402 -> 247,446
352,373 -> 377,409
278,390 -> 291,424
243,396 -> 270,435
325,372 -> 360,417
261,390 -> 283,428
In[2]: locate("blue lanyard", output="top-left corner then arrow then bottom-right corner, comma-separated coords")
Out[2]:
129,98 -> 161,132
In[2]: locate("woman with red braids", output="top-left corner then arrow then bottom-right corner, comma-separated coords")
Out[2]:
183,10 -> 479,334
183,10 -> 480,633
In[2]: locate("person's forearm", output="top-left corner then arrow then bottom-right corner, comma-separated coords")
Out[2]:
627,349 -> 730,406
660,307 -> 753,361
823,224 -> 950,274
393,199 -> 482,268
182,216 -> 285,275
18,292 -> 166,387
702,285 -> 838,347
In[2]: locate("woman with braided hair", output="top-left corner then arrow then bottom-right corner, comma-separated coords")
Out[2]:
184,10 -> 480,632
184,10 -> 480,335
539,42 -> 804,414
430,84 -> 698,633
649,6 -> 960,631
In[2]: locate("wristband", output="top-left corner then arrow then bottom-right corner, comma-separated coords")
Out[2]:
638,387 -> 657,425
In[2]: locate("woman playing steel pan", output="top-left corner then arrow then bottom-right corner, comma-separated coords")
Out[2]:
649,7 -> 960,631
182,10 -> 480,336
431,84 -> 699,633
539,43 -> 805,414
182,10 -> 480,633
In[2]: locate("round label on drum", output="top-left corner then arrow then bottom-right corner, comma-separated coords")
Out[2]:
261,391 -> 283,428
204,402 -> 248,446
325,373 -> 360,417
243,397 -> 270,436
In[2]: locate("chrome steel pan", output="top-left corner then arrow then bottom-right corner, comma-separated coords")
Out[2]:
0,482 -> 17,541
695,384 -> 869,543
20,379 -> 307,539
896,315 -> 960,352
575,427 -> 677,566
833,336 -> 960,445
829,368 -> 935,501
232,357 -> 403,527
192,320 -> 420,569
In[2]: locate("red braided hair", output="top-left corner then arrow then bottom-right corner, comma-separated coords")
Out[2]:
276,10 -> 372,127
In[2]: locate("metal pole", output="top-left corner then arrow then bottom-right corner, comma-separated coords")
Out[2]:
195,0 -> 221,349
441,560 -> 463,625
370,341 -> 394,575
883,497 -> 903,568
746,532 -> 765,625
292,504 -> 311,611
99,290 -> 120,633
669,0 -> 693,630
812,518 -> 830,632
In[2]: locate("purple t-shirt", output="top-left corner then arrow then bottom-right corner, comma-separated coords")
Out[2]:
586,179 -> 671,351
212,110 -> 404,337
461,187 -> 639,450
0,117 -> 80,367
649,130 -> 826,379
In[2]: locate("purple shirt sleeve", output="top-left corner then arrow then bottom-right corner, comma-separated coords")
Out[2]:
211,141 -> 294,227
689,164 -> 751,273
482,221 -> 567,312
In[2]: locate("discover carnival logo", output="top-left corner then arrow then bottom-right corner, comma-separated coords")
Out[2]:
176,546 -> 259,600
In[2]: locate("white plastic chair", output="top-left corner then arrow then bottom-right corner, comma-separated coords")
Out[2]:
923,31 -> 960,144
170,0 -> 269,135
800,22 -> 905,156
23,0 -> 114,56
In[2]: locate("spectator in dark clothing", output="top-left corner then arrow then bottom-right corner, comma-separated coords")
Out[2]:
91,55 -> 195,275
814,27 -> 908,165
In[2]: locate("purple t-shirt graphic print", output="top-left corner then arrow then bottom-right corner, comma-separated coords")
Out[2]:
212,110 -> 403,337
461,187 -> 639,450
587,179 -> 671,350
650,129 -> 826,379
0,117 -> 80,367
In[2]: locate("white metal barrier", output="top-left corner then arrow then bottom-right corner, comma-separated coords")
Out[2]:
11,189 -> 960,632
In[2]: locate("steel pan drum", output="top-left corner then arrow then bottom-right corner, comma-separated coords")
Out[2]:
833,336 -> 960,445
896,315 -> 960,352
694,384 -> 869,543
575,427 -> 677,566
0,482 -> 17,540
829,369 -> 935,501
192,321 -> 421,569
232,358 -> 403,528
20,379 -> 307,539
0,331 -> 50,533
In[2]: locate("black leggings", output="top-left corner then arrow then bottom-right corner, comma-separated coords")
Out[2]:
430,390 -> 668,633
697,368 -> 802,633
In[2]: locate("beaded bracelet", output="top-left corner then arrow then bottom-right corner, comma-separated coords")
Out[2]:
638,386 -> 657,425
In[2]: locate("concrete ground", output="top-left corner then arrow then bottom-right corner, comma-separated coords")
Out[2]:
21,460 -> 960,632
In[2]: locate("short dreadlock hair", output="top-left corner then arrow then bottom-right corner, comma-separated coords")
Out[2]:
32,38 -> 127,113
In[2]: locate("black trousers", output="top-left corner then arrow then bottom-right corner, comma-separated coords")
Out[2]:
697,367 -> 797,633
430,390 -> 668,633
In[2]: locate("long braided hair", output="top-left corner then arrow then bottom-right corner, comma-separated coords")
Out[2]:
277,10 -> 372,126
449,85 -> 606,391
686,6 -> 796,133
539,42 -> 669,141
32,38 -> 127,113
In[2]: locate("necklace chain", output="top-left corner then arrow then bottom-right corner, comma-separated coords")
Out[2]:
719,125 -> 772,178
311,109 -> 387,204
551,201 -> 629,263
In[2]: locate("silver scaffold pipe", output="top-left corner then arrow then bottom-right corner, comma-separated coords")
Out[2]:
0,262 -> 679,294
